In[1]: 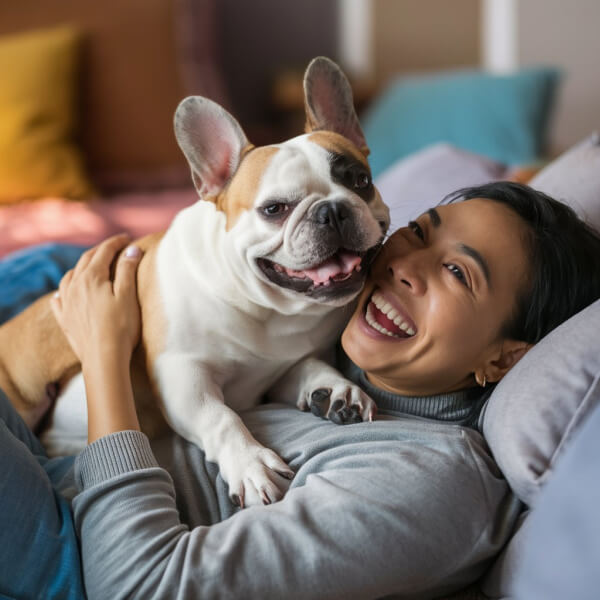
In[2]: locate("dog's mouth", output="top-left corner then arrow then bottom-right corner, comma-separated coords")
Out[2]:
257,244 -> 381,299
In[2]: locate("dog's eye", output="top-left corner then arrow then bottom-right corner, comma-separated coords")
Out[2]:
342,168 -> 370,190
354,171 -> 371,189
263,203 -> 288,216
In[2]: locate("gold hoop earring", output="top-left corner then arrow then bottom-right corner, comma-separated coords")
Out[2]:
475,373 -> 487,388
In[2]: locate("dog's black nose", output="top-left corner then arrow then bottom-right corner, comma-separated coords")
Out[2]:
315,201 -> 350,234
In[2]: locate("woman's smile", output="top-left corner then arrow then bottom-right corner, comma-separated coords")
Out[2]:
361,287 -> 417,340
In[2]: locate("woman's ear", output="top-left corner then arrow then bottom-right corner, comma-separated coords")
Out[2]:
485,339 -> 532,384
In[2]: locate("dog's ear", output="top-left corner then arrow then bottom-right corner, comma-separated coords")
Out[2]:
174,96 -> 251,197
303,57 -> 369,156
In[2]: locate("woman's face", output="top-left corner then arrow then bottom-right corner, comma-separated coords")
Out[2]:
341,198 -> 531,396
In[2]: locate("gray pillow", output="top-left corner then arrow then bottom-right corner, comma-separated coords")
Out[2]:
379,137 -> 600,509
375,142 -> 507,233
480,134 -> 600,508
481,299 -> 600,507
529,132 -> 600,230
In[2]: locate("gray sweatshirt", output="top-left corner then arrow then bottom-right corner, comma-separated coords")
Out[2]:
73,367 -> 520,600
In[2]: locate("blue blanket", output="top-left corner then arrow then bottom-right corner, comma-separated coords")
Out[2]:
0,244 -> 87,325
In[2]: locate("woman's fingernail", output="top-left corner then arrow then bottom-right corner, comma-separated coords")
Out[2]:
125,245 -> 141,258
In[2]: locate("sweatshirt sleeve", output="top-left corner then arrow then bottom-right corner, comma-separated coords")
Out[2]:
73,429 -> 518,600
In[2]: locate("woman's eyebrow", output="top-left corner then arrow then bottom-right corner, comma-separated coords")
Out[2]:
427,208 -> 441,227
458,243 -> 491,288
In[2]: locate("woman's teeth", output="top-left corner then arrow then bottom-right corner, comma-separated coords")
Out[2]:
365,303 -> 398,337
367,291 -> 416,337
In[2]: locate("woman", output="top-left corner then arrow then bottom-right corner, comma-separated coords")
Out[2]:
3,182 -> 600,599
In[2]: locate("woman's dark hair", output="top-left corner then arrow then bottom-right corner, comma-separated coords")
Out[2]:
446,181 -> 600,344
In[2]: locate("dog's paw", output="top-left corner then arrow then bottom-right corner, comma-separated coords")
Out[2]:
299,380 -> 377,425
223,446 -> 295,508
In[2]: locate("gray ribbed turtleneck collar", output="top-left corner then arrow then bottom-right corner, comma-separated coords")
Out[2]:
338,347 -> 488,430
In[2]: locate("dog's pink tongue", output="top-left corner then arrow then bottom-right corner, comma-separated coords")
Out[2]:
300,251 -> 362,284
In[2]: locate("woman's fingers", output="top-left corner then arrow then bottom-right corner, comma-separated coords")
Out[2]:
49,234 -> 144,363
56,235 -> 142,303
50,269 -> 71,328
50,288 -> 62,322
113,245 -> 143,298
72,246 -> 99,278
57,268 -> 74,301
51,234 -> 135,319
51,268 -> 73,324
88,234 -> 133,276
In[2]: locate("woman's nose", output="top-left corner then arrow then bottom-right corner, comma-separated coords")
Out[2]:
386,252 -> 427,295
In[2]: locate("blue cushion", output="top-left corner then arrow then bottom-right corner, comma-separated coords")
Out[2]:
0,243 -> 87,324
363,68 -> 561,177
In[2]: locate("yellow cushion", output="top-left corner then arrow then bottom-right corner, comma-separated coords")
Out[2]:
0,26 -> 96,202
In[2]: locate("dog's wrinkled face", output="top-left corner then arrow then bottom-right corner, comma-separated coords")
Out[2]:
174,57 -> 391,306
223,131 -> 389,304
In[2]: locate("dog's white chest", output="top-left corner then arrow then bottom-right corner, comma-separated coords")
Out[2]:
158,286 -> 344,408
152,204 -> 347,409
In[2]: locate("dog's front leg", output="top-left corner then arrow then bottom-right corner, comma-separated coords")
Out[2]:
154,354 -> 294,507
269,357 -> 377,424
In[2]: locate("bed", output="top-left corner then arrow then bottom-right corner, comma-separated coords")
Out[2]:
2,1 -> 600,597
1,134 -> 599,599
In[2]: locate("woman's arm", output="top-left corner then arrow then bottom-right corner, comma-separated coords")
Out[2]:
50,234 -> 143,442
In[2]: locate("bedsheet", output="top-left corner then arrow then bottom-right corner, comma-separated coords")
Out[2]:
0,187 -> 198,259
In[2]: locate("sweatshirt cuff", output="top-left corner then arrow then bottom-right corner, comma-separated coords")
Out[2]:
75,430 -> 159,490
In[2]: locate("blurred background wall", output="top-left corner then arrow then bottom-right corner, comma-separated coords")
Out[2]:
216,0 -> 599,155
515,0 -> 600,154
217,0 -> 338,136
371,0 -> 481,81
1,0 -> 598,174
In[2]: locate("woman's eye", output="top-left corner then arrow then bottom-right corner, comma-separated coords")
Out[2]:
444,263 -> 468,286
408,221 -> 424,241
263,203 -> 288,216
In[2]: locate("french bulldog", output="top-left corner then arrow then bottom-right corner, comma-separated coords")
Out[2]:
0,57 -> 389,507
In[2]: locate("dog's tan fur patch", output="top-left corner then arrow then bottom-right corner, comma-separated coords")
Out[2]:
0,231 -> 170,434
308,131 -> 370,167
134,231 -> 167,363
127,232 -> 171,438
213,146 -> 280,230
0,296 -> 79,428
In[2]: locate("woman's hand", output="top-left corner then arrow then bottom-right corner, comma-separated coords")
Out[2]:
51,234 -> 143,367
50,234 -> 145,443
